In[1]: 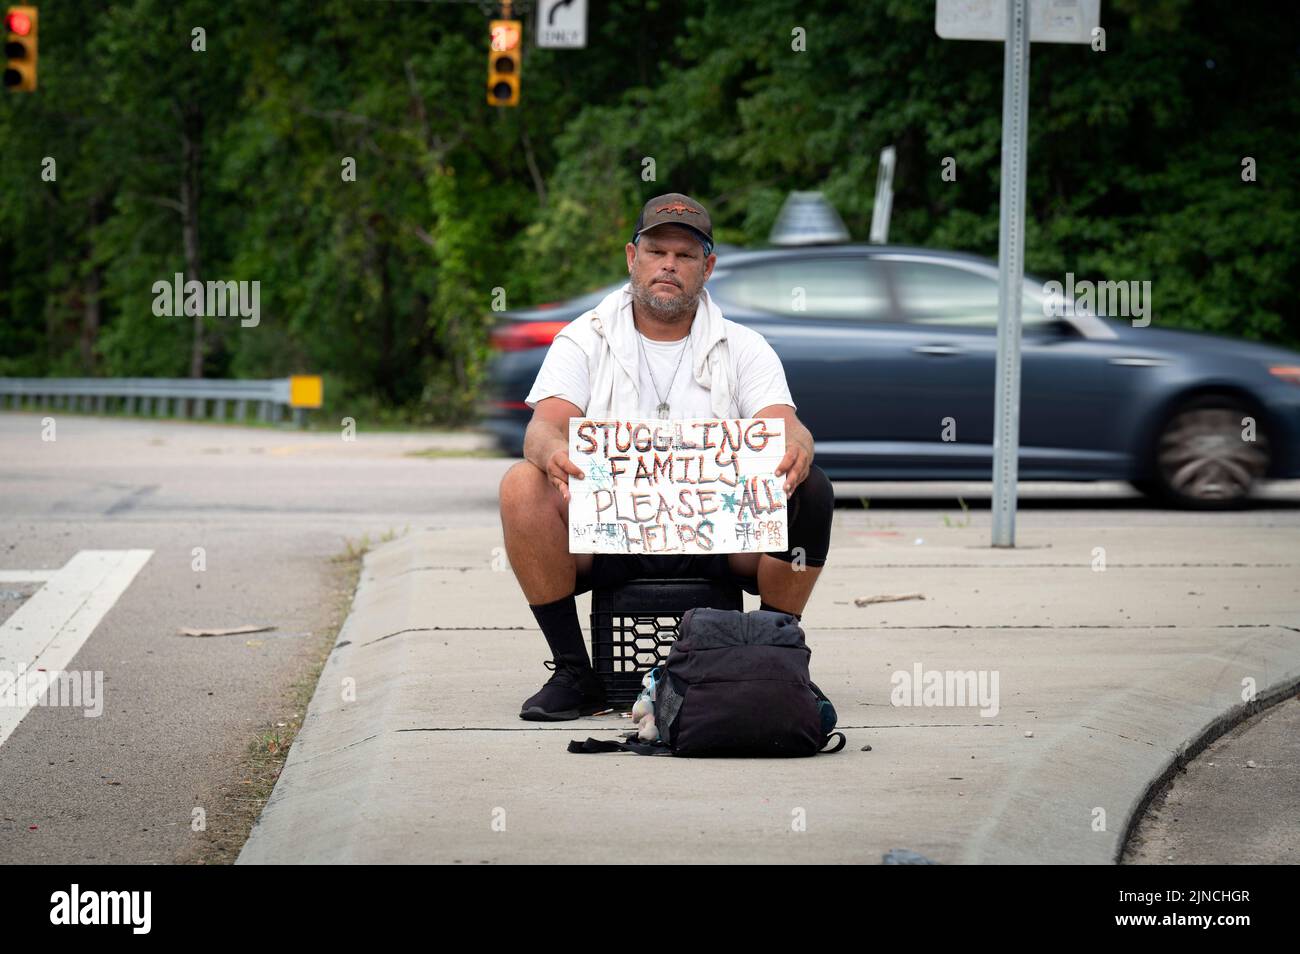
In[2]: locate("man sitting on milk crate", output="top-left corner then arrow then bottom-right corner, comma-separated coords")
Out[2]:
498,193 -> 834,721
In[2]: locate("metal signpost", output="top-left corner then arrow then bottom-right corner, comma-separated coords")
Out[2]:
935,0 -> 1099,546
991,0 -> 1031,548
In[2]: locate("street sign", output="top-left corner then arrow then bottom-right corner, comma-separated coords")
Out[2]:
288,375 -> 323,409
936,0 -> 1099,44
537,0 -> 587,49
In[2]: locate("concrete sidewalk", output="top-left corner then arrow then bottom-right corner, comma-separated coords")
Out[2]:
237,523 -> 1300,864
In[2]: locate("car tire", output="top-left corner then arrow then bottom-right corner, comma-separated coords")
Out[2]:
1146,395 -> 1270,509
1128,478 -> 1162,500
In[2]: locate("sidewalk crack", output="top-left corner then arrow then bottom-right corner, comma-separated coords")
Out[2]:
1079,724 -> 1158,747
362,627 -> 440,646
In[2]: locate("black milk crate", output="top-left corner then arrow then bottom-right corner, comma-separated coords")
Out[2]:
589,577 -> 744,709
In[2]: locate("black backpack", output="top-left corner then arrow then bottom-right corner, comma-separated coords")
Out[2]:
569,607 -> 846,758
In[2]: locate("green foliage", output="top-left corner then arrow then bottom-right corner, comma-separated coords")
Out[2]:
1,0 -> 1295,423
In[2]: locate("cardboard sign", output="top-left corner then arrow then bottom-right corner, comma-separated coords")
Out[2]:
568,418 -> 789,556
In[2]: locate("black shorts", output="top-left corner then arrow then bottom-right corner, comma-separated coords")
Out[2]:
573,553 -> 761,597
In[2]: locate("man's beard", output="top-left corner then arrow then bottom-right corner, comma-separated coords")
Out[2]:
630,275 -> 701,322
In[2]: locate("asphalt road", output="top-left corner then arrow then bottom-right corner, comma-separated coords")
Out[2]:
1124,695 -> 1300,864
0,413 -> 496,863
1,411 -> 1297,863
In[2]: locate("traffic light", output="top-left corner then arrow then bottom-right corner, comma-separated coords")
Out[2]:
4,5 -> 37,92
487,18 -> 520,107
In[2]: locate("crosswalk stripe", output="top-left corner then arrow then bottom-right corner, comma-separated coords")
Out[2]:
0,549 -> 153,749
0,570 -> 56,582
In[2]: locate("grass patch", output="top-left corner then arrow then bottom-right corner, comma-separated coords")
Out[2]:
941,496 -> 972,528
331,525 -> 411,564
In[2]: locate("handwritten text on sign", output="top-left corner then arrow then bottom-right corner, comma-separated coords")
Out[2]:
568,418 -> 789,555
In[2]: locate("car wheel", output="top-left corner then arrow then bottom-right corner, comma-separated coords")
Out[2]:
1150,396 -> 1269,509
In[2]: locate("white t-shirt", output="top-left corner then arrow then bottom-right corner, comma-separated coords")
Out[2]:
525,319 -> 796,418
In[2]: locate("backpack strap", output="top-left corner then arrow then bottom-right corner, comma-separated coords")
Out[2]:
819,731 -> 847,754
567,735 -> 673,756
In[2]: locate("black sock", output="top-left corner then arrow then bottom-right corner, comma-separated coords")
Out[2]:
760,600 -> 801,621
529,593 -> 591,668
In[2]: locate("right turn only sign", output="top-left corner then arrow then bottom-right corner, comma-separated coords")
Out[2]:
936,0 -> 1099,43
537,0 -> 587,49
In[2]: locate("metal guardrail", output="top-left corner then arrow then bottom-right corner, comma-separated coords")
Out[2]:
0,377 -> 321,426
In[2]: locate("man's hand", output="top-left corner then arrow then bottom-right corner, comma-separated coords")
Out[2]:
523,397 -> 586,499
546,447 -> 585,503
755,404 -> 814,495
775,432 -> 813,495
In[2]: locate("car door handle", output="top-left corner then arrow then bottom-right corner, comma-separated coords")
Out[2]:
913,344 -> 963,356
1108,356 -> 1168,367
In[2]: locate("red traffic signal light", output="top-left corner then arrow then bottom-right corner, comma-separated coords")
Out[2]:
5,9 -> 31,34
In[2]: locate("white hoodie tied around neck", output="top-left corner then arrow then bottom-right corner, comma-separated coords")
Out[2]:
525,282 -> 796,421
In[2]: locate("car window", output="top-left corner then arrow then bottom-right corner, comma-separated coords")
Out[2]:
709,257 -> 892,321
890,260 -> 1051,327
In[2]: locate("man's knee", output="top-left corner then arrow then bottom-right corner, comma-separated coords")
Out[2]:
800,463 -> 832,500
792,464 -> 834,523
500,460 -> 566,523
771,464 -> 832,567
500,460 -> 546,511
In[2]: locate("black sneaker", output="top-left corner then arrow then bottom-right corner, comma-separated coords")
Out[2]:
519,659 -> 608,721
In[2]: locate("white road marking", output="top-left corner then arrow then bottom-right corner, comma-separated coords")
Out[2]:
0,549 -> 153,749
0,570 -> 56,582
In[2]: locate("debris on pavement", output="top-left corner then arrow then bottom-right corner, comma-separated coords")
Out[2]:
854,593 -> 925,606
177,624 -> 277,637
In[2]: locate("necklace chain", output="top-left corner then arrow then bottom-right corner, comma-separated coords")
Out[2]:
632,319 -> 741,419
636,324 -> 690,419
